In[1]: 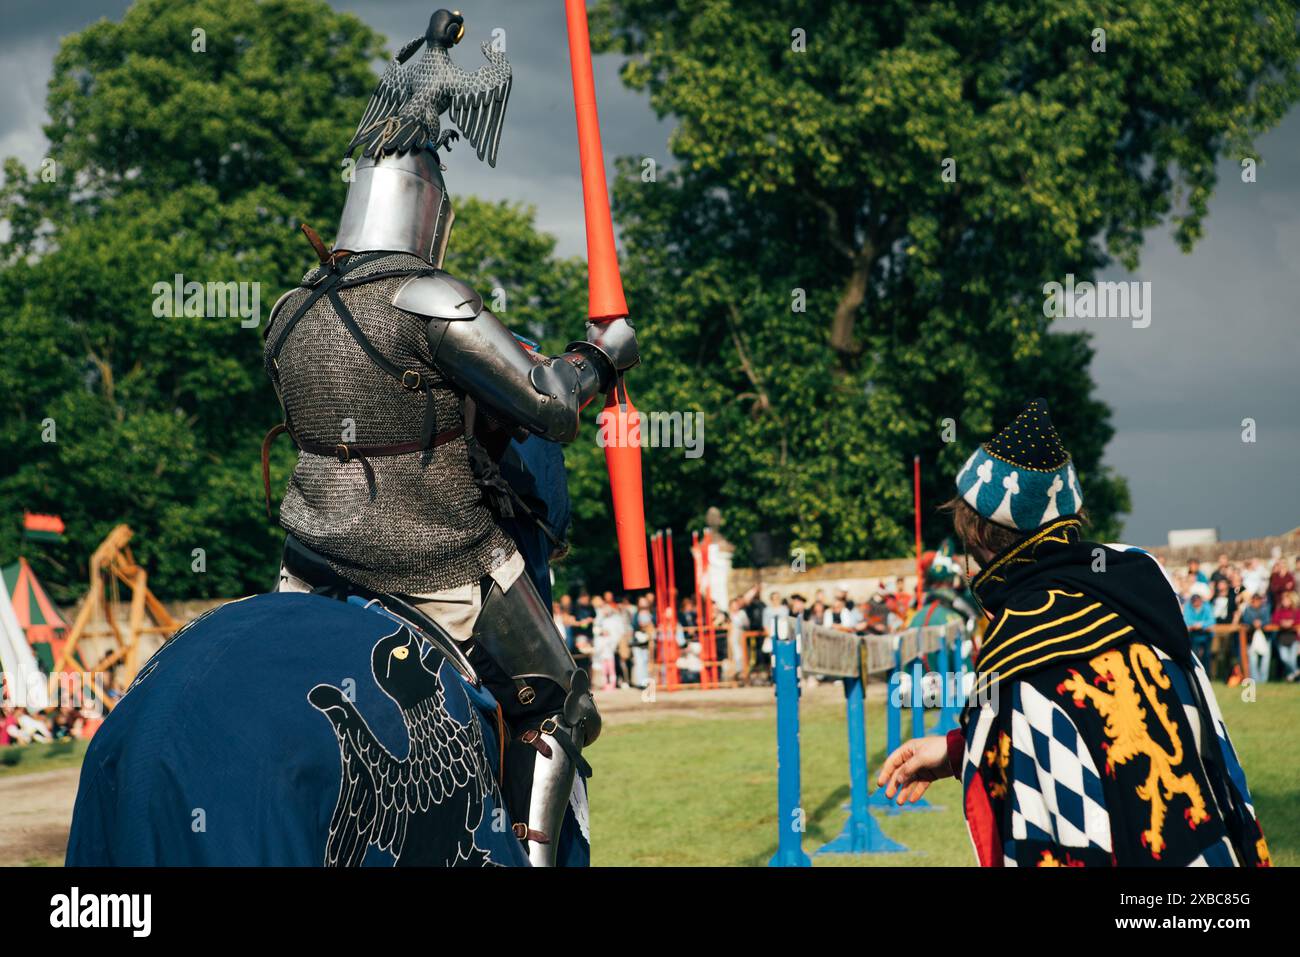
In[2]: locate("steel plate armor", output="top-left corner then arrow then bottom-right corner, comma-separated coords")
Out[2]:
262,8 -> 639,867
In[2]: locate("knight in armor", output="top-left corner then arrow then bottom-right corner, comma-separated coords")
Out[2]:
260,9 -> 637,866
909,540 -> 977,632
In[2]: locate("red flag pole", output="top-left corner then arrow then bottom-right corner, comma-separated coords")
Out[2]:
913,454 -> 923,610
652,531 -> 667,681
701,528 -> 717,687
564,0 -> 648,590
649,531 -> 659,670
690,532 -> 698,678
665,528 -> 678,689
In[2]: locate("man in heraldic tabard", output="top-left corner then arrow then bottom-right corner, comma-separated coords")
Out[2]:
877,399 -> 1269,867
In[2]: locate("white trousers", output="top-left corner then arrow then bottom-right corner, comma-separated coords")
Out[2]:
276,550 -> 526,643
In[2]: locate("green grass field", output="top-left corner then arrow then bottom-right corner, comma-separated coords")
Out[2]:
0,738 -> 88,778
589,684 -> 1300,867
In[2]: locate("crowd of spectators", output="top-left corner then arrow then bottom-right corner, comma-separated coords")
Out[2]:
547,551 -> 1300,693
550,580 -> 925,691
552,590 -> 656,691
733,582 -> 927,676
0,706 -> 97,748
1174,553 -> 1300,682
736,583 -> 912,638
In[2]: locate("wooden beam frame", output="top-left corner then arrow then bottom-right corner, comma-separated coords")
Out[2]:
50,525 -> 180,711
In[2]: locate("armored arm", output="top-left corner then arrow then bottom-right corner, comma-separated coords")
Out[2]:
394,272 -> 638,443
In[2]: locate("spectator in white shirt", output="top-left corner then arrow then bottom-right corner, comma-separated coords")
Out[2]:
1242,558 -> 1268,597
824,598 -> 856,632
12,709 -> 51,745
592,598 -> 623,691
761,591 -> 788,632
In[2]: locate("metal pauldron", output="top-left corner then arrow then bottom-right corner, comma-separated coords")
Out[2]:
392,271 -> 483,320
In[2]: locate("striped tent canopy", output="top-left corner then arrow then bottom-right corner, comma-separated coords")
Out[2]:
1,556 -> 68,673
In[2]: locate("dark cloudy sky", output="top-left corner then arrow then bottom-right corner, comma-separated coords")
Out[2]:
2,1 -> 1296,548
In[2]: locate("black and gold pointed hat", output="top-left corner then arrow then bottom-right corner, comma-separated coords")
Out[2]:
954,398 -> 1083,529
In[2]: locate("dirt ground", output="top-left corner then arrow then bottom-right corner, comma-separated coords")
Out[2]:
0,767 -> 81,866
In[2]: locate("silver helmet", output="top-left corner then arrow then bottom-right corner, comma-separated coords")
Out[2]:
334,150 -> 455,267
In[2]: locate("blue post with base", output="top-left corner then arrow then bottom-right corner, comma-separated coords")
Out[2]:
817,665 -> 906,855
870,633 -> 938,814
930,625 -> 962,736
868,637 -> 933,812
869,636 -> 904,810
899,654 -> 936,811
911,656 -> 926,740
769,620 -> 811,867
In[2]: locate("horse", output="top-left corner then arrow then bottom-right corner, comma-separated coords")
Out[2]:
66,592 -> 543,866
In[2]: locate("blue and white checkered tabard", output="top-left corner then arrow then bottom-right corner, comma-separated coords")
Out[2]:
1005,682 -> 1111,865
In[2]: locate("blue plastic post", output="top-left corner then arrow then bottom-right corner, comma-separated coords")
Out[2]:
955,627 -> 969,710
910,656 -> 926,738
769,620 -> 811,867
818,674 -> 906,854
931,628 -> 960,735
897,654 -> 937,811
868,639 -> 904,810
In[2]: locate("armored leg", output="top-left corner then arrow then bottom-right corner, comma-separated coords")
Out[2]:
523,727 -> 576,867
469,572 -> 599,866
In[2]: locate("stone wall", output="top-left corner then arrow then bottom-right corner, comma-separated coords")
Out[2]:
727,556 -> 928,604
1150,528 -> 1300,566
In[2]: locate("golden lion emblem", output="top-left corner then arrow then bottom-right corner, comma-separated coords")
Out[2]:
1057,643 -> 1209,859
984,731 -> 1011,800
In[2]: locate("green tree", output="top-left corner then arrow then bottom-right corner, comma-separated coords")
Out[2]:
0,0 -> 586,601
587,0 -> 1298,571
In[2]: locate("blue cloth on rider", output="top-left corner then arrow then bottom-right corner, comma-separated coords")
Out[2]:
66,593 -> 528,867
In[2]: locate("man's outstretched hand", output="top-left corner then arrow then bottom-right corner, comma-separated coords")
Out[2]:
876,735 -> 953,805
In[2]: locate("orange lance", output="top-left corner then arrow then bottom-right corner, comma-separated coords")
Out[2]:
564,0 -> 649,589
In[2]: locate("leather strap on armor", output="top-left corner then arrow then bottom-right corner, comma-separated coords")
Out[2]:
518,718 -> 592,779
511,823 -> 549,844
261,423 -> 290,518
541,716 -> 593,779
262,422 -> 465,516
518,727 -> 552,759
300,222 -> 343,268
261,234 -> 463,519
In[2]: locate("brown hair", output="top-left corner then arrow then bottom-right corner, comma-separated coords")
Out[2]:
941,495 -> 1090,561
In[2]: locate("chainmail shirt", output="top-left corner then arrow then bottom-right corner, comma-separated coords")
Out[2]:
265,251 -> 516,593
